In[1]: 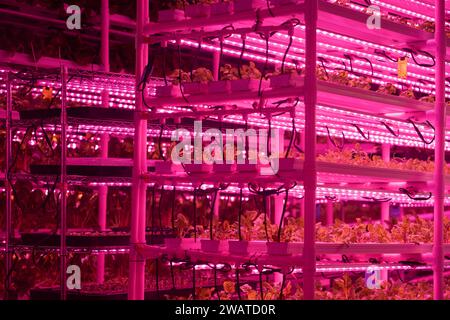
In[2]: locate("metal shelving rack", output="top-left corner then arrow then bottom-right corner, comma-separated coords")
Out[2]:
0,0 -> 447,300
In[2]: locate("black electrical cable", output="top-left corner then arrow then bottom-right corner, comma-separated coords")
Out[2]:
263,193 -> 269,242
361,196 -> 392,203
158,186 -> 164,230
3,249 -> 20,299
381,121 -> 400,137
150,185 -> 157,244
281,35 -> 293,74
318,57 -> 329,80
236,267 -> 241,300
352,123 -> 370,140
193,189 -> 197,242
374,49 -> 398,63
285,117 -> 296,159
238,35 -> 246,79
257,32 -> 273,97
7,126 -> 34,214
177,42 -> 189,104
209,190 -> 218,240
158,125 -> 166,161
162,46 -> 168,86
407,119 -> 435,145
170,259 -> 176,291
267,117 -> 272,158
325,126 -> 345,150
244,119 -> 249,161
213,264 -> 220,300
192,263 -> 196,299
266,0 -> 274,17
155,258 -> 160,298
402,48 -> 435,67
219,37 -> 224,75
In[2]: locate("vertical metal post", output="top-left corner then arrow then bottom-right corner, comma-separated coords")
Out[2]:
433,0 -> 446,301
5,73 -> 13,300
60,66 -> 68,300
303,0 -> 318,300
129,0 -> 148,300
97,0 -> 110,285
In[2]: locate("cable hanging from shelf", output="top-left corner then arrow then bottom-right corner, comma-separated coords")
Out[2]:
150,184 -> 158,244
285,117 -> 296,159
279,266 -> 294,300
399,187 -> 432,201
158,185 -> 164,230
235,265 -> 241,300
402,48 -> 435,68
407,118 -> 435,145
238,187 -> 244,241
256,31 -> 274,97
326,126 -> 345,150
280,20 -> 301,74
374,49 -> 401,63
352,123 -> 370,140
237,34 -> 246,79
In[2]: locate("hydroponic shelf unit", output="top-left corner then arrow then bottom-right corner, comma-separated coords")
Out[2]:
0,0 -> 449,300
